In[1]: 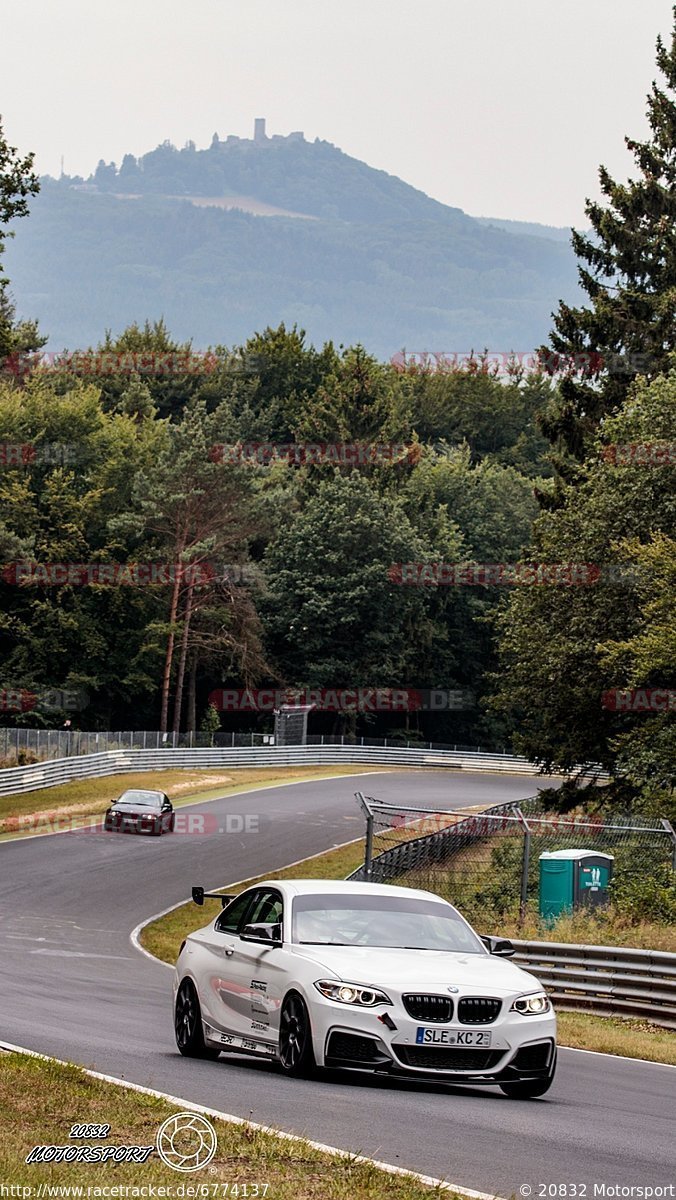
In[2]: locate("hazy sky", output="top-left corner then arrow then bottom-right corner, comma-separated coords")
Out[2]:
1,0 -> 672,226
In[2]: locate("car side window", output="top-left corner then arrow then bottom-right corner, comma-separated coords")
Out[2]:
215,891 -> 255,935
245,889 -> 284,929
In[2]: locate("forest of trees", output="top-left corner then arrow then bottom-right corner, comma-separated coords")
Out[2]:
0,12 -> 675,823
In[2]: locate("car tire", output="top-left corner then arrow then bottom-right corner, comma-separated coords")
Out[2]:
174,978 -> 221,1059
278,991 -> 316,1077
499,1051 -> 557,1099
169,814 -> 176,833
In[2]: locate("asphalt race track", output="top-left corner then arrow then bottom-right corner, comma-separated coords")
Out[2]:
1,770 -> 675,1195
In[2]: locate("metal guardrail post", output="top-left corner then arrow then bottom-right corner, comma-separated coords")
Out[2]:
364,811 -> 374,880
514,806 -> 531,923
355,792 -> 375,879
661,819 -> 676,871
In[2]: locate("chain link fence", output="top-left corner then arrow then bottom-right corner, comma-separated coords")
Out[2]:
0,728 -> 277,763
351,792 -> 676,927
0,726 -> 511,765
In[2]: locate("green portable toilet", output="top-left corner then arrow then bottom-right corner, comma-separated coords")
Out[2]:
539,849 -> 614,919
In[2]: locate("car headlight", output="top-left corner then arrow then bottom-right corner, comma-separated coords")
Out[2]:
313,980 -> 392,1006
511,991 -> 551,1015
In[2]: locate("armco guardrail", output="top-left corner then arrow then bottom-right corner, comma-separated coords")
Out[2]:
0,744 -> 554,798
0,727 -> 515,763
511,939 -> 676,1030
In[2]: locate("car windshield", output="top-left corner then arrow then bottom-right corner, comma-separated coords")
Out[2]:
115,791 -> 162,808
292,893 -> 485,953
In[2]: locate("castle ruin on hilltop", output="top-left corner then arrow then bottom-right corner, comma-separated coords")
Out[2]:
213,118 -> 305,148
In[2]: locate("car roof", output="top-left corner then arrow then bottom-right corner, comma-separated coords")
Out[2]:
250,879 -> 448,902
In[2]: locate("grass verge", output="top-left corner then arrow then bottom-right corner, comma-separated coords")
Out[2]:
555,1012 -> 676,1065
0,1051 -> 463,1197
0,764 -> 390,841
141,840 -> 676,1065
494,908 -> 676,953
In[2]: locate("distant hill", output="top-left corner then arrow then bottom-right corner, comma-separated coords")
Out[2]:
474,216 -> 576,243
5,122 -> 581,358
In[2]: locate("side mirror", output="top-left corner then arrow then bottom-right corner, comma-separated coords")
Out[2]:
240,922 -> 282,946
481,935 -> 515,957
192,887 -> 235,908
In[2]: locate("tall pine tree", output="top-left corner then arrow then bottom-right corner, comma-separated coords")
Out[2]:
541,9 -> 676,472
0,117 -> 41,367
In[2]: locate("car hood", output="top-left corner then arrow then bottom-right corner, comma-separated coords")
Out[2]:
111,803 -> 160,812
290,944 -> 542,995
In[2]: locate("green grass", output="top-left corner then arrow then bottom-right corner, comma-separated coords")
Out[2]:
497,907 -> 676,953
0,1051 -> 462,1197
556,1012 -> 676,1065
0,764 -> 391,841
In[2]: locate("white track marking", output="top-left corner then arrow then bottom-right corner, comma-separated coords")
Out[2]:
560,1045 -> 676,1068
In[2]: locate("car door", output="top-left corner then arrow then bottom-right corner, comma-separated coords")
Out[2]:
213,887 -> 288,1046
196,890 -> 257,1037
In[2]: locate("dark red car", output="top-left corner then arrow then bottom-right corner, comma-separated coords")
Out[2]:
104,788 -> 175,835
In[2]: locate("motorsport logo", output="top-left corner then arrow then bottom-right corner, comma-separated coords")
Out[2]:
155,1113 -> 217,1172
25,1122 -> 153,1165
24,1113 -> 218,1172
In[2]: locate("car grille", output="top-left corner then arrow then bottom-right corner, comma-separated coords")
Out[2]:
326,1032 -> 385,1063
512,1041 -> 553,1071
457,997 -> 502,1024
394,1045 -> 503,1072
402,994 -> 454,1022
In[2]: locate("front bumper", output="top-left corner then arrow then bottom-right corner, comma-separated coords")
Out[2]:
311,995 -> 556,1083
104,813 -> 160,834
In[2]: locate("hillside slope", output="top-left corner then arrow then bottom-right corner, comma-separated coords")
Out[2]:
5,131 -> 580,356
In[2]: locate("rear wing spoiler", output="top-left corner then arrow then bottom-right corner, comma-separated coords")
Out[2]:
192,886 -> 235,907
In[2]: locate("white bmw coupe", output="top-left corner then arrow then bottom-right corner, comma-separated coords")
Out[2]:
173,879 -> 557,1098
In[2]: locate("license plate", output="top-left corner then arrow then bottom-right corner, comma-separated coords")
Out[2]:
416,1027 -> 492,1046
